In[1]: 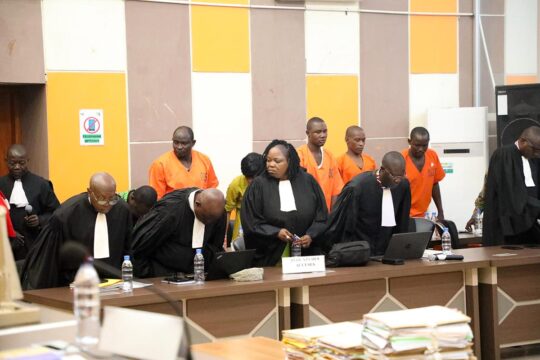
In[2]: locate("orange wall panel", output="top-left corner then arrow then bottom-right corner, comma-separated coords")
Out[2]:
46,72 -> 129,201
505,75 -> 538,85
306,75 -> 359,156
410,0 -> 457,74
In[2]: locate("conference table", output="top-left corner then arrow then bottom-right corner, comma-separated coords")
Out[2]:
23,246 -> 540,359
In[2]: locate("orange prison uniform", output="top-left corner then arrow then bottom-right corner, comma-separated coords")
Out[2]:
401,148 -> 445,217
336,153 -> 377,184
149,150 -> 219,199
297,145 -> 344,211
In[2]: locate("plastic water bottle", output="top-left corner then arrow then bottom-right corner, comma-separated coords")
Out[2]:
291,237 -> 302,257
238,224 -> 243,237
194,249 -> 205,284
474,209 -> 483,236
122,255 -> 133,293
431,212 -> 437,222
73,259 -> 101,350
424,212 -> 430,220
441,227 -> 452,255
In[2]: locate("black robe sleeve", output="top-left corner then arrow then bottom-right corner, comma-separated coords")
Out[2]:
37,180 -> 60,227
304,175 -> 329,242
20,216 -> 63,290
241,179 -> 282,239
132,208 -> 179,277
483,146 -> 540,245
394,179 -> 411,233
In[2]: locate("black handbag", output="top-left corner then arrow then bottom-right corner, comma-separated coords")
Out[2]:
325,240 -> 370,267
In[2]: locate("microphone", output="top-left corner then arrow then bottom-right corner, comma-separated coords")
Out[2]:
60,241 -> 192,360
25,204 -> 33,215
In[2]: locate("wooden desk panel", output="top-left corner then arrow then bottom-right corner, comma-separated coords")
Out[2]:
191,336 -> 285,360
467,246 -> 540,360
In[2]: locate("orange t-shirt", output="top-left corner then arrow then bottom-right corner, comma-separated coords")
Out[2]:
336,152 -> 377,184
297,145 -> 344,211
149,150 -> 219,199
401,148 -> 445,217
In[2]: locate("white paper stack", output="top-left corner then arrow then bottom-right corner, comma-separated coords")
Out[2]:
361,306 -> 475,360
282,322 -> 364,359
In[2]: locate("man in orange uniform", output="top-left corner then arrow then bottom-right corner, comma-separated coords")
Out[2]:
297,117 -> 343,210
401,127 -> 445,220
149,126 -> 219,199
337,126 -> 377,184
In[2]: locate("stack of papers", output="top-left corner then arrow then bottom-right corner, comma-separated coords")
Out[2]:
282,322 -> 364,359
361,306 -> 475,359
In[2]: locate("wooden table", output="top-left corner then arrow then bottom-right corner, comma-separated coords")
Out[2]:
465,245 -> 540,360
24,252 -> 489,356
191,336 -> 285,360
289,250 -> 488,358
25,269 -> 299,345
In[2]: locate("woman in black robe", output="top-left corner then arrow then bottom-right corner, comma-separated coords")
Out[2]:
241,140 -> 328,266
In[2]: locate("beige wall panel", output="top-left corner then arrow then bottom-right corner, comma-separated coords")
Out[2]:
129,142 -> 172,190
0,0 -> 45,83
250,1 -> 306,144
360,9 -> 409,138
459,0 -> 474,107
125,1 -> 192,142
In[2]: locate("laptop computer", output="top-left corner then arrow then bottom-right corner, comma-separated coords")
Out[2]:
206,249 -> 255,281
370,232 -> 432,262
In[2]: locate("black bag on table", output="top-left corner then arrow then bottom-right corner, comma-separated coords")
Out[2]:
325,240 -> 370,267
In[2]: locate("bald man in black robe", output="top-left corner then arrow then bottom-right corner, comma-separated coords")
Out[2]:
21,173 -> 132,289
323,152 -> 411,256
131,188 -> 226,278
483,126 -> 540,245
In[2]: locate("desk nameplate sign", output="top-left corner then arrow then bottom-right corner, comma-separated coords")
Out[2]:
282,255 -> 326,274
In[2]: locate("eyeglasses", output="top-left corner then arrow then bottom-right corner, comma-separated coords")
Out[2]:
7,159 -> 27,167
384,169 -> 405,182
90,190 -> 119,206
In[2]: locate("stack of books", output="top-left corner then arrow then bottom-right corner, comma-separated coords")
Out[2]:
361,306 -> 475,359
282,322 -> 364,359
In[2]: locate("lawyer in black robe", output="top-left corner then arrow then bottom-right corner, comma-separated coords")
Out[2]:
483,143 -> 540,245
131,188 -> 226,278
21,193 -> 132,289
0,171 -> 60,259
323,170 -> 411,256
241,140 -> 328,267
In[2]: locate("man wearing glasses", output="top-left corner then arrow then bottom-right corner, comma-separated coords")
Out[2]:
483,126 -> 540,246
323,152 -> 411,256
21,172 -> 132,290
0,144 -> 60,260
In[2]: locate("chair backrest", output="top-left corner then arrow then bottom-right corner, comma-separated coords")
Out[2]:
410,217 -> 435,234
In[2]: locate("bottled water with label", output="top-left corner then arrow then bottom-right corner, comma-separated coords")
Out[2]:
441,227 -> 452,255
194,248 -> 205,284
474,209 -> 483,236
122,255 -> 133,293
291,236 -> 301,257
73,259 -> 101,350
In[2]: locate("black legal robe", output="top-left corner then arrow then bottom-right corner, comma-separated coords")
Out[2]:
323,172 -> 411,256
131,188 -> 226,278
21,193 -> 132,290
483,144 -> 540,245
240,170 -> 328,267
0,172 -> 60,259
